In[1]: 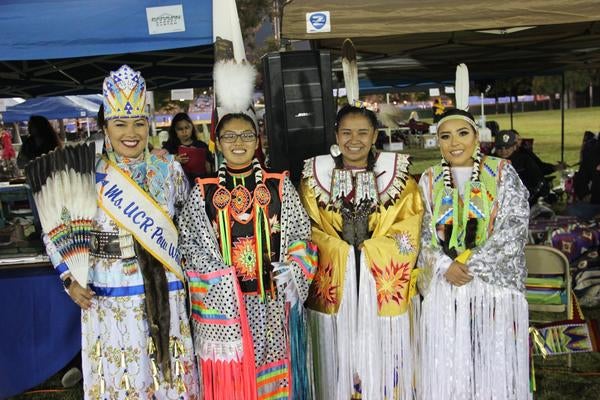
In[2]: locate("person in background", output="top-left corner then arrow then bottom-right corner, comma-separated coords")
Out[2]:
571,133 -> 600,219
163,112 -> 213,184
432,98 -> 445,123
514,129 -> 565,175
580,131 -> 597,164
408,110 -> 430,134
495,129 -> 546,204
16,115 -> 62,169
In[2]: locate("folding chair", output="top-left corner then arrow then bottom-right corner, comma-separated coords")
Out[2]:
525,244 -> 573,367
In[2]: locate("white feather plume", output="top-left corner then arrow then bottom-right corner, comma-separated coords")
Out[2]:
342,39 -> 359,104
455,63 -> 469,111
214,60 -> 257,113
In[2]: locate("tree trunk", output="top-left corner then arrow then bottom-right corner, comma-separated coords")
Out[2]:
568,89 -> 577,109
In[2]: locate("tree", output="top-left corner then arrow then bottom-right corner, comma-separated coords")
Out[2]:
236,0 -> 272,62
532,69 -> 600,108
493,77 -> 532,114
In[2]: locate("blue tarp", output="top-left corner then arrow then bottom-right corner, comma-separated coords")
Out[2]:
2,95 -> 101,123
0,0 -> 212,61
0,0 -> 214,97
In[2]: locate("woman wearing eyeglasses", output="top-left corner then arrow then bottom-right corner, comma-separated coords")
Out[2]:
178,61 -> 316,400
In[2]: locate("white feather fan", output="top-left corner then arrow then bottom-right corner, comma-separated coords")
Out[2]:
25,143 -> 96,285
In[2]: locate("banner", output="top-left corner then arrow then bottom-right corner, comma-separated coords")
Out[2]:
97,160 -> 184,281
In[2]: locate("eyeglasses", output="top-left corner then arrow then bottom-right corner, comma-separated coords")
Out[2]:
219,131 -> 257,143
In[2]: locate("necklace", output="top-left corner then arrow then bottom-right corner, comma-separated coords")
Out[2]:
212,159 -> 273,300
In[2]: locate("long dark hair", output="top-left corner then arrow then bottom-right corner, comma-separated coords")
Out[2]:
163,113 -> 198,153
20,115 -> 60,161
333,105 -> 378,171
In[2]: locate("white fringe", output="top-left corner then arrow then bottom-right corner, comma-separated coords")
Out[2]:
308,249 -> 357,400
309,249 -> 417,399
356,252 -> 415,400
419,277 -> 530,400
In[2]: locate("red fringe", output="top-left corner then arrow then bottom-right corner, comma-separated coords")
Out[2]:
200,357 -> 259,400
200,269 -> 258,400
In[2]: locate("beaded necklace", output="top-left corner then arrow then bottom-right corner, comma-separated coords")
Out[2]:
212,158 -> 273,300
434,147 -> 488,251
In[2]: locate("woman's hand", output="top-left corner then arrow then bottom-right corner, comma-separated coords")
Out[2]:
175,153 -> 189,164
67,281 -> 95,309
151,148 -> 168,157
444,261 -> 473,286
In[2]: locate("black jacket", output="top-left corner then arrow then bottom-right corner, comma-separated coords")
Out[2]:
575,141 -> 600,204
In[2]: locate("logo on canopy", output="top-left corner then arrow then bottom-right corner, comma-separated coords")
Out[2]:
146,5 -> 186,35
306,11 -> 331,33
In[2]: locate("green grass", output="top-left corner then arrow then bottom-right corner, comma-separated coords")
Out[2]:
398,106 -> 600,174
9,311 -> 600,400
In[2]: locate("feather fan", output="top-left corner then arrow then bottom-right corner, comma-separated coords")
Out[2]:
25,143 -> 96,285
342,39 -> 359,104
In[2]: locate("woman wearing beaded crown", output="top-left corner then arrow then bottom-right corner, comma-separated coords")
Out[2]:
177,60 -> 316,400
417,64 -> 529,400
43,65 -> 200,399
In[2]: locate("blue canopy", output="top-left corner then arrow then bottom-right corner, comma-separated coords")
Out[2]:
0,0 -> 212,61
0,0 -> 213,97
1,96 -> 101,123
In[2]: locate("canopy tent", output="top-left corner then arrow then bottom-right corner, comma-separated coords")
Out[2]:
0,0 -> 213,97
282,0 -> 600,82
283,0 -> 600,162
1,96 -> 101,123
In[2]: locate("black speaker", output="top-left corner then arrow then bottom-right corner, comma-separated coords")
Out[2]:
262,50 -> 336,183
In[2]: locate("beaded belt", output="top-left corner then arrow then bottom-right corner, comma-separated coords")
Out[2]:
89,231 -> 136,259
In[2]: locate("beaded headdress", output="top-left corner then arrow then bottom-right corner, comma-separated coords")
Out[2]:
102,65 -> 149,120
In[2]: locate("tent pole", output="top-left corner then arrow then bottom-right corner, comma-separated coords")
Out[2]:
386,93 -> 391,146
561,71 -> 565,163
509,93 -> 513,130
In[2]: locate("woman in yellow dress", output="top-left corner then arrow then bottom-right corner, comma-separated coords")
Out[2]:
300,104 -> 423,400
